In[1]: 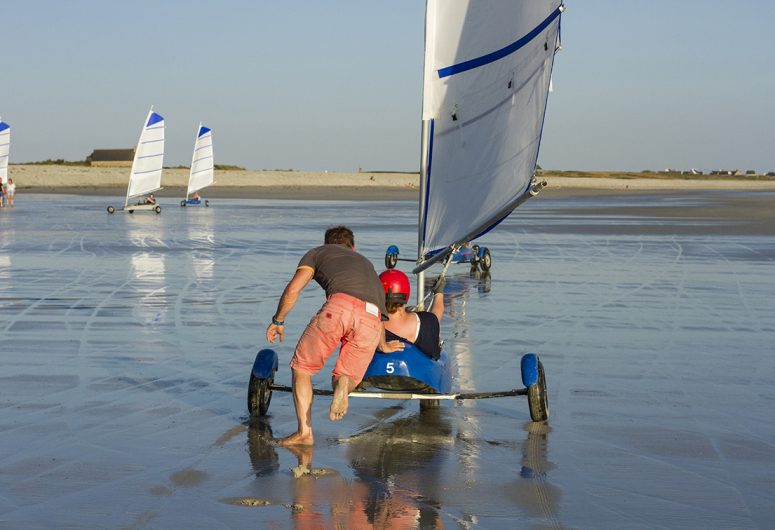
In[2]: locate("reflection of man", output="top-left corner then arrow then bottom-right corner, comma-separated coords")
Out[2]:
266,225 -> 403,446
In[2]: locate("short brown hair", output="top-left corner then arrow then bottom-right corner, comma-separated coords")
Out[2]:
386,301 -> 405,314
325,226 -> 354,247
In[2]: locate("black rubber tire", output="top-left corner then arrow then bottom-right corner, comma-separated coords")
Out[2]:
154,205 -> 161,214
385,253 -> 398,270
180,200 -> 186,207
248,374 -> 273,417
480,248 -> 492,271
205,200 -> 209,207
128,209 -> 134,214
527,359 -> 549,422
107,206 -> 115,214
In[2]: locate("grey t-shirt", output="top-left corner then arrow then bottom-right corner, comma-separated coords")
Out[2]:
298,244 -> 388,318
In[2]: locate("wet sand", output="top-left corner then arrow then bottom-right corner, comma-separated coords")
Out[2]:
1,192 -> 774,528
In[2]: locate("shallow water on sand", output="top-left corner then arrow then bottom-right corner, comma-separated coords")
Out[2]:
1,192 -> 774,528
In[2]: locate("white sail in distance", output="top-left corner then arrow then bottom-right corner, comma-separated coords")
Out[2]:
419,1 -> 563,257
186,124 -> 214,197
0,118 -> 10,184
126,108 -> 165,202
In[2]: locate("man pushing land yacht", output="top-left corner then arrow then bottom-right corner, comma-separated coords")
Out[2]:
265,225 -> 403,446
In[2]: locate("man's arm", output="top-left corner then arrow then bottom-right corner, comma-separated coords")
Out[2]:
266,267 -> 314,343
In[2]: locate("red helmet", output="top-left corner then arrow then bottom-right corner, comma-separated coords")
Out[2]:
379,270 -> 410,304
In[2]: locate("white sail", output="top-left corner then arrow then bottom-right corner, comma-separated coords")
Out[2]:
126,108 -> 165,203
0,118 -> 10,185
186,124 -> 214,197
419,1 -> 563,257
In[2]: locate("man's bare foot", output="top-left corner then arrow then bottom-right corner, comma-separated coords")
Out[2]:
278,431 -> 314,446
330,376 -> 351,421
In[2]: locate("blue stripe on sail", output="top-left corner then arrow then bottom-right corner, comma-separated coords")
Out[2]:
137,153 -> 163,159
437,5 -> 562,79
133,168 -> 162,175
0,122 -> 9,132
421,119 -> 435,249
198,126 -> 211,137
147,112 -> 164,127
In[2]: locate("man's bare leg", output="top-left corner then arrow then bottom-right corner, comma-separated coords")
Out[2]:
279,370 -> 315,446
330,374 -> 357,421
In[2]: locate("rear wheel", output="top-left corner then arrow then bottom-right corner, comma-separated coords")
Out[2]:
154,205 -> 162,214
107,206 -> 115,214
205,200 -> 209,207
248,374 -> 273,417
180,200 -> 186,207
527,360 -> 549,422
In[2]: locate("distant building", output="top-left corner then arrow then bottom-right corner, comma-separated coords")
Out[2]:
88,148 -> 135,167
745,170 -> 756,175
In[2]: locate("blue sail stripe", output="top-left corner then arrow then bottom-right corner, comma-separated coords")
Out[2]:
0,123 -> 9,132
198,126 -> 211,137
137,153 -> 163,159
147,112 -> 164,127
437,5 -> 562,79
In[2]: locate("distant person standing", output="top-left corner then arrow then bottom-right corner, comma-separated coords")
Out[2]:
6,178 -> 15,208
265,225 -> 403,446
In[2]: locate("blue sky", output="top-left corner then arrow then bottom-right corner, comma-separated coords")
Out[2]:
3,0 -> 774,172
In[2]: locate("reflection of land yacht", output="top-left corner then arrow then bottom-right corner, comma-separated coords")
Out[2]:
0,255 -> 10,297
512,422 -> 561,521
346,408 -> 451,528
128,222 -> 167,325
186,217 -> 215,283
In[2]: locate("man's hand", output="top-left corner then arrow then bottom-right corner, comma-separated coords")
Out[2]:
380,339 -> 405,353
266,322 -> 284,343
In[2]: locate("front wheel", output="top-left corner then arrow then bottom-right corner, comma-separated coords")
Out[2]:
154,205 -> 162,214
480,248 -> 492,271
107,206 -> 115,214
205,200 -> 209,207
385,253 -> 398,270
527,359 -> 549,422
180,200 -> 186,207
248,374 -> 273,417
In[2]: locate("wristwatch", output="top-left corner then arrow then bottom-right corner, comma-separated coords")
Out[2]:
271,316 -> 284,326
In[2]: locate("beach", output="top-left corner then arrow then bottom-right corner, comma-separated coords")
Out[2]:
10,164 -> 775,201
1,191 -> 774,528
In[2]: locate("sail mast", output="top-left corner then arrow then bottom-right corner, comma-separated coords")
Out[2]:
415,0 -> 433,307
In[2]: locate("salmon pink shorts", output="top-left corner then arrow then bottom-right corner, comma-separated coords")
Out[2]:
291,293 -> 382,384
